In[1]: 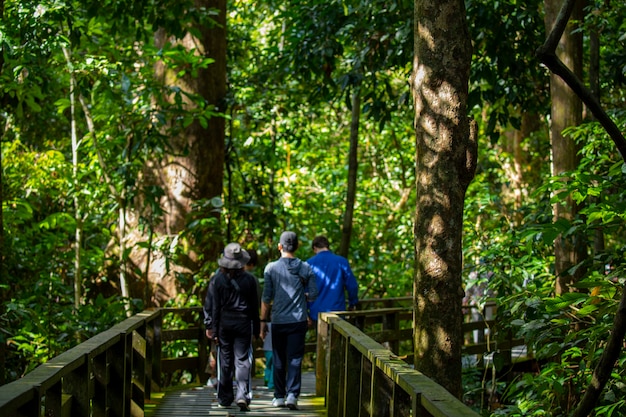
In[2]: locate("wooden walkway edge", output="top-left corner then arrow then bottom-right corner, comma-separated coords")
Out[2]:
146,372 -> 326,417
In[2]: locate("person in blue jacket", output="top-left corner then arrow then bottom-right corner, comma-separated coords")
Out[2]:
306,235 -> 359,322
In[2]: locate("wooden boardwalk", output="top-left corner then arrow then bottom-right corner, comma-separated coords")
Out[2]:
147,372 -> 326,417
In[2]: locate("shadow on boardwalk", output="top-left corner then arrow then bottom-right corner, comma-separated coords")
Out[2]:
147,372 -> 326,417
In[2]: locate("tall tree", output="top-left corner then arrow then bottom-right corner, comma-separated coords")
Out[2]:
0,0 -> 5,383
338,89 -> 361,258
543,0 -> 586,295
127,0 -> 227,305
411,0 -> 476,398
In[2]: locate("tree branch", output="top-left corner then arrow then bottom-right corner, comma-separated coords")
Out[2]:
571,284 -> 626,417
536,0 -> 626,162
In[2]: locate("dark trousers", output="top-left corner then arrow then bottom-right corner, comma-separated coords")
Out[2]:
216,319 -> 252,405
271,321 -> 308,398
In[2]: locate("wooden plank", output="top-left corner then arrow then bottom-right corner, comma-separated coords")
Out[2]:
162,329 -> 200,342
161,357 -> 200,373
148,373 -> 326,417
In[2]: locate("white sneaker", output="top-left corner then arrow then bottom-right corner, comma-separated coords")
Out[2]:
272,397 -> 285,407
286,393 -> 298,410
237,398 -> 250,411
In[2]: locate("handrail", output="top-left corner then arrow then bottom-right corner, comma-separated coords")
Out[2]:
0,310 -> 163,417
0,299 -> 520,417
318,312 -> 481,417
328,301 -> 522,367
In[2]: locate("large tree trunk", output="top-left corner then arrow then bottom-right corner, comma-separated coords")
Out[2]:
128,0 -> 226,306
411,0 -> 476,398
543,0 -> 586,295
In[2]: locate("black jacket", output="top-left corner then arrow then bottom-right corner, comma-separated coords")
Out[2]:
210,269 -> 260,338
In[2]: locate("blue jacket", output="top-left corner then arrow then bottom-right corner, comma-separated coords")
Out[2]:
306,250 -> 358,321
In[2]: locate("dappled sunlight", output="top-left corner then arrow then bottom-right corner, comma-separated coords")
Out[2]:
417,24 -> 435,51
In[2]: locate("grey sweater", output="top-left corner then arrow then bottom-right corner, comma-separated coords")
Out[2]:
262,257 -> 318,324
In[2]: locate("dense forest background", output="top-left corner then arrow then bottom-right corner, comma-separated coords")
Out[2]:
1,0 -> 625,415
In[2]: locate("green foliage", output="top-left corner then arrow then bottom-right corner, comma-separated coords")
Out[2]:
1,0 -> 221,383
467,0 -> 549,142
2,286 -> 130,381
224,0 -> 416,299
464,114 -> 626,415
2,1 -> 626,415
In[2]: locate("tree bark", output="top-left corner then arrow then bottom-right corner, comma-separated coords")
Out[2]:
542,0 -> 586,295
0,111 -> 4,384
502,113 -> 542,226
411,0 -> 476,398
130,0 -> 226,306
62,47 -> 83,311
339,90 -> 360,258
589,10 -> 605,258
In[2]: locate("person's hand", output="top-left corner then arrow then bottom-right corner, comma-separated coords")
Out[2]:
205,329 -> 213,339
260,322 -> 268,340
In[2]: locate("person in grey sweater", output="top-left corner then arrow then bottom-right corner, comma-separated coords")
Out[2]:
260,231 -> 318,410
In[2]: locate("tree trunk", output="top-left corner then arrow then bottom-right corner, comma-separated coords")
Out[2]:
0,0 -> 5,297
129,0 -> 226,306
544,0 -> 586,295
502,113 -> 542,226
589,14 -> 605,258
339,90 -> 360,258
411,0 -> 476,398
63,47 -> 83,311
0,115 -> 4,385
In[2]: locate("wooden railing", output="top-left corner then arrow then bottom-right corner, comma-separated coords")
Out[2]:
318,312 -> 481,417
0,310 -> 163,417
0,308 -> 209,417
338,297 -> 525,369
0,298 -> 524,417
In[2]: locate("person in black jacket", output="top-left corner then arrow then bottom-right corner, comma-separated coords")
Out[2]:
208,243 -> 260,411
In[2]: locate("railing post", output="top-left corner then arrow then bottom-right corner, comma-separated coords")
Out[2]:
198,315 -> 209,385
316,316 -> 330,397
131,329 -> 146,416
344,339 -> 361,417
371,366 -> 393,417
92,349 -> 107,417
121,330 -> 134,417
383,311 -> 400,354
326,315 -> 345,417
144,319 -> 155,400
64,359 -> 91,417
44,381 -> 63,417
152,312 -> 162,391
360,358 -> 373,417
